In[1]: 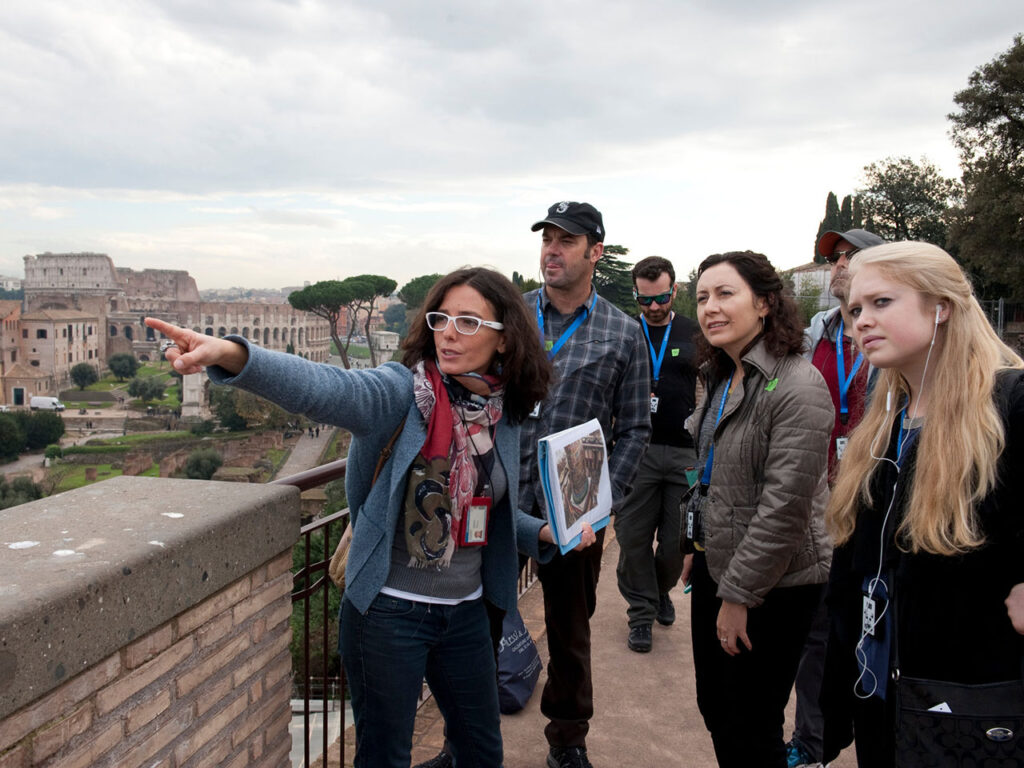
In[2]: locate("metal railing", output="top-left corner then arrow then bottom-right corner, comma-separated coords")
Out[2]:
273,458 -> 349,768
274,455 -> 541,768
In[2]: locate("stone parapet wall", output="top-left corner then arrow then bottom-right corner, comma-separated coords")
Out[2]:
0,476 -> 300,767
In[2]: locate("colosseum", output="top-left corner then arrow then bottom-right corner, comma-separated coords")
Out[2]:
23,253 -> 332,370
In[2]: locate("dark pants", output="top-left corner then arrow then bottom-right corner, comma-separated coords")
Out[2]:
690,551 -> 823,768
340,594 -> 503,768
791,590 -> 830,760
614,444 -> 695,627
538,526 -> 606,747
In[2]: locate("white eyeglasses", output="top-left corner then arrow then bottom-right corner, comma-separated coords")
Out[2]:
425,312 -> 504,335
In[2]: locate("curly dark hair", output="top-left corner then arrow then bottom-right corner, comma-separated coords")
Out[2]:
402,267 -> 552,422
695,251 -> 805,375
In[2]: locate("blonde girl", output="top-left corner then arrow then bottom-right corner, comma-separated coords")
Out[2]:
822,241 -> 1024,766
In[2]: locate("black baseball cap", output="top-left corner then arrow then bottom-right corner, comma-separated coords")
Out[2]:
531,201 -> 604,242
817,228 -> 885,258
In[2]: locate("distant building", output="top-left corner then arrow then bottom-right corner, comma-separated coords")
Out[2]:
21,251 -> 331,361
3,252 -> 331,403
787,262 -> 836,312
0,301 -> 23,404
0,275 -> 22,292
20,308 -> 102,381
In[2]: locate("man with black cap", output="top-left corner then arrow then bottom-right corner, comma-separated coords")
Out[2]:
521,201 -> 651,768
786,227 -> 885,768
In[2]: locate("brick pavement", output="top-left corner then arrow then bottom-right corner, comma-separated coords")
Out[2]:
317,528 -> 858,767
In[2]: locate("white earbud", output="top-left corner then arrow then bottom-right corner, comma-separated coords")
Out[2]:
886,390 -> 892,412
935,305 -> 942,324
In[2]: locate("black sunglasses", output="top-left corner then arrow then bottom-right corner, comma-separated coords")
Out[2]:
825,248 -> 860,265
634,291 -> 673,306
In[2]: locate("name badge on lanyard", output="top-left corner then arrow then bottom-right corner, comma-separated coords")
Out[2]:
641,314 -> 672,417
835,436 -> 849,460
464,496 -> 491,545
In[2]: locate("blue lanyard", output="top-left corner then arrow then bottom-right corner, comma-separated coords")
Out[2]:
536,290 -> 598,360
700,373 -> 734,487
640,313 -> 673,387
836,317 -> 864,422
895,408 -> 920,468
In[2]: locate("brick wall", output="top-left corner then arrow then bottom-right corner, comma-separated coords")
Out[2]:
0,552 -> 294,768
0,476 -> 300,768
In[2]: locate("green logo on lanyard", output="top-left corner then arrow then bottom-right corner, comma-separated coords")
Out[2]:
765,378 -> 779,391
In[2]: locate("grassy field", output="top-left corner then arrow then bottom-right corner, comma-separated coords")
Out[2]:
51,462 -> 160,493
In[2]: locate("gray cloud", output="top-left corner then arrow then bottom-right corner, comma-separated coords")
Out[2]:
0,0 -> 1019,286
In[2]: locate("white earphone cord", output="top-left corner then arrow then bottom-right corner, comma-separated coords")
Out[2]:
856,305 -> 942,698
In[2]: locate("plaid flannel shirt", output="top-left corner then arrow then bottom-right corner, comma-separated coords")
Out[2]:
519,286 -> 652,518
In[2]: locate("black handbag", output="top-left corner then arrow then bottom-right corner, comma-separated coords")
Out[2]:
892,587 -> 1024,766
894,675 -> 1024,766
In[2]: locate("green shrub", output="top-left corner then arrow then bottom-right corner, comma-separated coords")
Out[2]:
184,447 -> 223,480
190,420 -> 216,436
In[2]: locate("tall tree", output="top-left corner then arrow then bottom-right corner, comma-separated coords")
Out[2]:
672,267 -> 699,320
814,192 -> 842,262
857,156 -> 961,246
398,274 -> 443,311
289,280 -> 360,369
594,245 -> 636,315
839,195 -> 853,232
356,276 -> 395,366
948,34 -> 1024,298
852,196 -> 865,229
383,302 -> 409,337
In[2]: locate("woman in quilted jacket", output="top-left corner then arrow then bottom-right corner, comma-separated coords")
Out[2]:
682,250 -> 833,767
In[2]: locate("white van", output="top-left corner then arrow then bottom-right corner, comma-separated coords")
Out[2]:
30,396 -> 65,411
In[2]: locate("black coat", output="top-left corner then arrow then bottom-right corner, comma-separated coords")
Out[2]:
822,369 -> 1024,761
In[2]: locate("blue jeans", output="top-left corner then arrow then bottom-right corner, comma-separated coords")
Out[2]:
340,593 -> 504,768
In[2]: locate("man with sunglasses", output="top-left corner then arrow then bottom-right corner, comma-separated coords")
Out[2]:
614,256 -> 698,654
787,227 -> 885,768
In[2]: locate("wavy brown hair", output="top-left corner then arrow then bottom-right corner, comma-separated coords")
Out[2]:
695,251 -> 805,376
402,267 -> 552,422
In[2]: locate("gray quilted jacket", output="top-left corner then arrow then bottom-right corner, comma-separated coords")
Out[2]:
686,340 -> 834,607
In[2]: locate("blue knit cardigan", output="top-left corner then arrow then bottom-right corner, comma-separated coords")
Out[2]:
208,338 -> 550,613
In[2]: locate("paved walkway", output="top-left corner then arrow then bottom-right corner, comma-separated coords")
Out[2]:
276,426 -> 336,479
320,529 -> 858,768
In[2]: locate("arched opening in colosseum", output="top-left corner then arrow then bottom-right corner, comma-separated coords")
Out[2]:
263,328 -> 269,345
124,326 -> 133,340
110,325 -> 118,337
205,327 -> 213,336
218,327 -> 226,337
242,327 -> 250,339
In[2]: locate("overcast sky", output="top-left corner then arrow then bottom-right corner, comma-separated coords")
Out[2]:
0,1 -> 1018,291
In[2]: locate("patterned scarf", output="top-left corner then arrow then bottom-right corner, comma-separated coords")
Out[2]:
403,360 -> 503,568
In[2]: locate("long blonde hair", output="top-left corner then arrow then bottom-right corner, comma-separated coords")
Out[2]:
827,242 -> 1023,555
